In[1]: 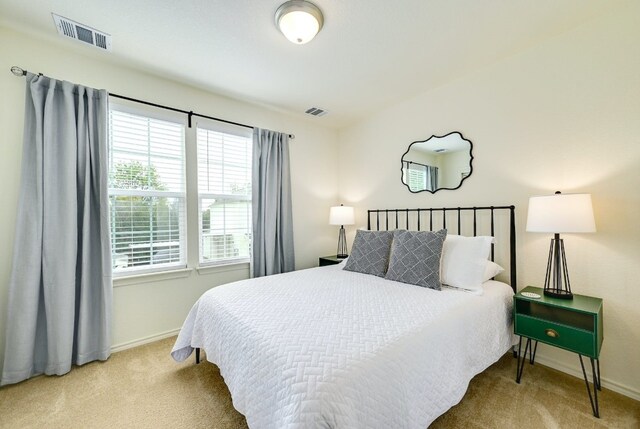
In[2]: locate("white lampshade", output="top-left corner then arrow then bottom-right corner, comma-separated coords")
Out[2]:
329,205 -> 354,226
526,193 -> 596,233
275,1 -> 324,44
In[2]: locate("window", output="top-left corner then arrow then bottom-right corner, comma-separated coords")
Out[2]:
403,163 -> 438,192
197,126 -> 252,265
406,165 -> 427,192
108,108 -> 186,274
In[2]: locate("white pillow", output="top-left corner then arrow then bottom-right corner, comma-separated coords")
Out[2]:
440,235 -> 494,293
483,260 -> 505,283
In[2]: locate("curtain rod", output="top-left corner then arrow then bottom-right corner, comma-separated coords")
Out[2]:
404,160 -> 433,169
10,66 -> 295,139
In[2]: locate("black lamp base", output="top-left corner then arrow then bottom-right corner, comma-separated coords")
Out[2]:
543,234 -> 573,300
336,225 -> 348,259
543,289 -> 574,300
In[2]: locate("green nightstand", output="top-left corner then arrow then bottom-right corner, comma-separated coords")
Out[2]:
319,255 -> 345,267
514,286 -> 604,417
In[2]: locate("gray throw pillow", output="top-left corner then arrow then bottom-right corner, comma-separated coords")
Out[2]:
385,229 -> 447,290
343,230 -> 394,277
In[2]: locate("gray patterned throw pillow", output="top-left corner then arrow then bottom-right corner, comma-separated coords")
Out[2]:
343,230 -> 394,277
385,229 -> 447,290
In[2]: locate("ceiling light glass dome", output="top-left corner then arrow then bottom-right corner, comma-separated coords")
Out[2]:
275,1 -> 324,45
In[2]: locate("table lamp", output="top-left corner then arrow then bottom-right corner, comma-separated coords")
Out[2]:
526,192 -> 596,299
329,204 -> 354,258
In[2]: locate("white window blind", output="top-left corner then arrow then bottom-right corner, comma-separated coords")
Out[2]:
197,126 -> 252,265
404,163 -> 427,192
108,109 -> 186,274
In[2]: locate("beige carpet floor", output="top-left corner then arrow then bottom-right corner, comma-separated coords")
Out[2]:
0,337 -> 638,428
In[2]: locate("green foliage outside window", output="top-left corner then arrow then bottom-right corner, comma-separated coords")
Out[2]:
110,161 -> 181,267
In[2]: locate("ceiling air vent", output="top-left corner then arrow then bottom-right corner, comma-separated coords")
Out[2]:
305,107 -> 328,117
52,13 -> 112,51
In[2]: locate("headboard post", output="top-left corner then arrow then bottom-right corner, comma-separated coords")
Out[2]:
509,205 -> 517,292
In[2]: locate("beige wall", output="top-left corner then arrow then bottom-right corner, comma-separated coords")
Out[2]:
404,149 -> 440,169
0,27 -> 339,369
338,3 -> 640,399
439,149 -> 470,189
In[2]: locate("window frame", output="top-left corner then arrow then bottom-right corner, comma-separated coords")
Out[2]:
108,102 -> 189,278
195,120 -> 253,268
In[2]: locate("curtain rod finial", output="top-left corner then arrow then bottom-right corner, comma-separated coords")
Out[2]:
10,66 -> 26,76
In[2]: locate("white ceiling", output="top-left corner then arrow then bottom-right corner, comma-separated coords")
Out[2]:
0,0 -> 627,128
412,133 -> 469,154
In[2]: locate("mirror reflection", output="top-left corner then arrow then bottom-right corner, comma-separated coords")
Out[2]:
401,132 -> 473,193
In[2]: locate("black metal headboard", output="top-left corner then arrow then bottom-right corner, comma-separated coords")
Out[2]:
367,206 -> 517,292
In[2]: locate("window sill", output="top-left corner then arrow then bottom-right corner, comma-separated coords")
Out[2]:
197,262 -> 250,276
113,268 -> 193,287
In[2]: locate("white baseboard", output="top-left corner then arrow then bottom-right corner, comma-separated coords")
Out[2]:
111,328 -> 180,353
533,354 -> 640,402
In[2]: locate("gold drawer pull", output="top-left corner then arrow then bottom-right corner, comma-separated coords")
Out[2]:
545,328 -> 559,338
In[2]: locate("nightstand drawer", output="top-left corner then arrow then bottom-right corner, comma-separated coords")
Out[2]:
515,314 -> 595,357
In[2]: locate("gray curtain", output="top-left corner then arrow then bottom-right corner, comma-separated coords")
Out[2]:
426,165 -> 438,191
1,73 -> 112,386
251,128 -> 295,277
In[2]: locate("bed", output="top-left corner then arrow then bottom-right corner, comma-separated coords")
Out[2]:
172,206 -> 517,428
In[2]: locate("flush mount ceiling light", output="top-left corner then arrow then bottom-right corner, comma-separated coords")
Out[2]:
275,0 -> 324,45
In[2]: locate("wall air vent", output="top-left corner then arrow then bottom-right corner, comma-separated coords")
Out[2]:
52,13 -> 112,51
305,107 -> 328,117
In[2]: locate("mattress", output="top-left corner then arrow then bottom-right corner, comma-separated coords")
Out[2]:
172,263 -> 515,428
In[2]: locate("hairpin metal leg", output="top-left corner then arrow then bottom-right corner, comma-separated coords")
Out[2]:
195,347 -> 201,364
596,359 -> 601,391
579,355 -> 599,418
530,340 -> 538,365
516,337 -> 531,384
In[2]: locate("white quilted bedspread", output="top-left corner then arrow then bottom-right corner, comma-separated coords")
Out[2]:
171,264 -> 515,428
